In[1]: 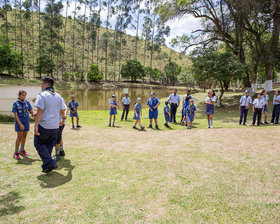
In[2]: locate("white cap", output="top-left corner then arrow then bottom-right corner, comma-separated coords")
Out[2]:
137,97 -> 141,101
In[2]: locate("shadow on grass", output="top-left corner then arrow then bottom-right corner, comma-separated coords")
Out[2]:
0,191 -> 24,217
37,159 -> 75,188
17,156 -> 41,166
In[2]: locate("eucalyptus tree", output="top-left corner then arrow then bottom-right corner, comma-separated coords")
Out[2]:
71,0 -> 79,79
141,15 -> 152,66
132,0 -> 144,60
61,0 -> 70,78
0,0 -> 12,44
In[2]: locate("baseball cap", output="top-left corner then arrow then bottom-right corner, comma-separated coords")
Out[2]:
137,97 -> 141,101
112,94 -> 116,98
151,92 -> 155,96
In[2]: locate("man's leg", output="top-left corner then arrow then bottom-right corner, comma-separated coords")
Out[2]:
121,107 -> 125,120
171,104 -> 175,123
174,105 -> 178,123
243,108 -> 248,125
271,105 -> 276,123
239,106 -> 244,125
257,109 -> 262,126
252,110 -> 257,125
125,105 -> 129,120
275,105 -> 280,124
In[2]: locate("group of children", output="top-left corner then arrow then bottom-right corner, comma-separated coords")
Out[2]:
12,91 -> 81,160
239,89 -> 280,126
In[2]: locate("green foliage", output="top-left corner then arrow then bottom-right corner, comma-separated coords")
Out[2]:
0,114 -> 14,123
74,69 -> 84,81
121,59 -> 145,82
145,67 -> 163,82
164,58 -> 182,85
0,35 -> 23,75
63,72 -> 71,80
179,67 -> 195,88
35,54 -> 55,75
87,64 -> 103,82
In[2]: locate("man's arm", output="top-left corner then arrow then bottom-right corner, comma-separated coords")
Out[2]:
34,108 -> 44,136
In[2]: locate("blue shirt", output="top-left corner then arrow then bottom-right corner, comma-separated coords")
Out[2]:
183,101 -> 189,109
121,96 -> 131,105
168,93 -> 180,104
164,105 -> 170,115
186,105 -> 196,116
273,95 -> 280,105
34,90 -> 67,129
147,97 -> 160,110
12,99 -> 33,118
253,98 -> 265,109
182,94 -> 194,104
134,103 -> 142,113
109,99 -> 118,107
68,100 -> 79,111
261,95 -> 269,104
240,95 -> 252,107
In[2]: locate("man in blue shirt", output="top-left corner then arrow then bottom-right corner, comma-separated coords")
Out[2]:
121,93 -> 131,121
271,90 -> 280,124
168,89 -> 180,123
34,77 -> 67,173
147,92 -> 160,129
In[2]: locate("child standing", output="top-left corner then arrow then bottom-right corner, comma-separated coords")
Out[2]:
239,90 -> 252,125
68,95 -> 81,128
182,96 -> 190,126
205,89 -> 216,128
271,90 -> 280,125
12,90 -> 36,160
164,101 -> 171,128
261,90 -> 269,124
186,99 -> 196,129
109,95 -> 118,127
133,97 -> 145,130
252,93 -> 265,126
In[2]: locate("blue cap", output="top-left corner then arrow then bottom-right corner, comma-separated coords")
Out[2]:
245,90 -> 249,94
112,94 -> 116,98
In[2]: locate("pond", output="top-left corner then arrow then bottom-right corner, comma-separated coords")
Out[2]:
0,85 -> 188,114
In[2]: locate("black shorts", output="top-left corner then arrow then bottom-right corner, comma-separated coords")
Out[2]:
56,124 -> 65,144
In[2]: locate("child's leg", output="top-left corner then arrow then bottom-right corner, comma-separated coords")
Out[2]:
149,119 -> 152,125
257,109 -> 262,125
109,115 -> 112,125
209,114 -> 213,128
76,116 -> 79,125
264,111 -> 267,122
252,110 -> 257,125
72,117 -> 74,125
20,131 -> 28,152
112,114 -> 116,126
243,108 -> 248,125
139,120 -> 142,127
15,132 -> 23,153
271,105 -> 276,123
134,120 -> 138,127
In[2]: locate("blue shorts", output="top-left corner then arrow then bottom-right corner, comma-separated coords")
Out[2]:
149,110 -> 158,119
133,112 -> 140,120
165,114 -> 171,122
188,115 -> 195,122
69,111 -> 78,117
264,105 -> 268,112
15,117 -> 30,132
205,104 -> 214,114
110,108 -> 117,115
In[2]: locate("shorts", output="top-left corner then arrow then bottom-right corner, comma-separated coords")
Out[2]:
15,117 -> 30,132
264,105 -> 268,112
56,124 -> 65,144
110,108 -> 117,115
69,111 -> 78,117
187,115 -> 195,122
183,108 -> 187,117
149,110 -> 158,119
165,114 -> 171,122
205,104 -> 214,115
133,112 -> 140,120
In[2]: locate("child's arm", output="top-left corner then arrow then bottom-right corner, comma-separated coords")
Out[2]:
134,109 -> 138,117
14,112 -> 24,130
194,111 -> 196,118
253,105 -> 255,112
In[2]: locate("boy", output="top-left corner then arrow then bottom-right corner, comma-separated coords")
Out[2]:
109,95 -> 118,127
54,108 -> 67,162
239,90 -> 252,125
133,97 -> 145,130
164,101 -> 171,128
68,95 -> 81,129
147,92 -> 160,129
271,90 -> 280,125
186,99 -> 196,129
252,92 -> 265,126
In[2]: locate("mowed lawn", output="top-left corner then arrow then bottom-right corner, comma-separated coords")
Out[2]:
0,91 -> 280,223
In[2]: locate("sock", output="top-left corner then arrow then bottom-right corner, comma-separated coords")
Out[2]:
20,144 -> 25,152
210,120 -> 212,128
60,144 -> 64,151
208,120 -> 210,127
55,148 -> 60,156
15,147 -> 19,154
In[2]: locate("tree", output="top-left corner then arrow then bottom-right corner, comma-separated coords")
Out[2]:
121,59 -> 145,82
35,54 -> 55,75
164,58 -> 181,86
87,64 -> 103,82
141,15 -> 152,67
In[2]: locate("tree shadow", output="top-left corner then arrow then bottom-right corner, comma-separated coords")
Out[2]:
16,156 -> 41,166
37,159 -> 74,188
0,191 -> 24,217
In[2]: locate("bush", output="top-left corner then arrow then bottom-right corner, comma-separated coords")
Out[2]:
63,72 -> 70,80
121,59 -> 145,82
87,64 -> 103,82
0,114 -> 15,123
145,67 -> 164,82
35,54 -> 55,75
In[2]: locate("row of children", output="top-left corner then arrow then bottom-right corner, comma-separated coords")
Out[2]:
239,89 -> 280,126
12,90 -> 81,160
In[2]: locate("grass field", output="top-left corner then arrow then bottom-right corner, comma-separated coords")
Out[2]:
0,91 -> 280,223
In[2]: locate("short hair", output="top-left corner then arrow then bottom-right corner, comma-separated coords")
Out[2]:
185,96 -> 190,102
258,92 -> 263,96
174,89 -> 177,91
187,90 -> 190,93
42,77 -> 54,87
18,90 -> 27,96
261,90 -> 266,94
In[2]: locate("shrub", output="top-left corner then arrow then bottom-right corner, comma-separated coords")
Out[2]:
87,64 -> 103,82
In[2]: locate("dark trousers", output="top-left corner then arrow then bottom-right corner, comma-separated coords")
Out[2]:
181,108 -> 184,122
271,104 -> 280,124
34,125 -> 58,170
239,106 -> 248,125
252,108 -> 262,126
121,104 -> 129,120
171,103 -> 178,123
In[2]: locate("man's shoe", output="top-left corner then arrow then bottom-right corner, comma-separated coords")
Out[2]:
108,124 -> 111,127
265,122 -> 269,124
42,164 -> 58,173
13,153 -> 20,160
59,150 -> 65,156
76,125 -> 82,128
273,123 -> 278,125
243,124 -> 247,126
19,150 -> 28,156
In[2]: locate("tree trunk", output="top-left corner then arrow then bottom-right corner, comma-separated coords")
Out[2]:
62,0 -> 68,79
5,0 -> 9,44
14,0 -> 17,50
31,0 -> 35,78
150,14 -> 155,77
38,0 -> 42,78
82,3 -> 87,79
118,33 -> 122,82
135,8 -> 140,60
72,0 -> 77,81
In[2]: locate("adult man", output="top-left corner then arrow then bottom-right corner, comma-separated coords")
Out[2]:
147,92 -> 160,129
181,90 -> 193,122
168,89 -> 180,123
34,77 -> 67,173
239,90 -> 252,125
121,93 -> 131,121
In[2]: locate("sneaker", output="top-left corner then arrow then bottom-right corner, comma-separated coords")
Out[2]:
108,124 -> 111,127
243,124 -> 247,126
141,126 -> 145,131
76,125 -> 82,128
72,125 -> 75,129
59,150 -> 65,157
42,164 -> 58,173
13,153 -> 20,160
155,125 -> 159,129
148,125 -> 152,128
133,126 -> 137,129
265,122 -> 269,124
19,150 -> 28,156
273,123 -> 278,125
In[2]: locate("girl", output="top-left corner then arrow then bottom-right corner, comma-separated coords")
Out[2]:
186,99 -> 196,129
181,96 -> 190,126
205,89 -> 216,128
133,97 -> 145,130
12,90 -> 36,160
261,90 -> 269,124
108,95 -> 118,127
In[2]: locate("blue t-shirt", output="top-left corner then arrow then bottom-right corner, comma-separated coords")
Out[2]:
183,101 -> 189,109
12,99 -> 33,117
68,100 -> 79,111
147,97 -> 160,111
164,105 -> 170,115
134,103 -> 142,114
109,99 -> 118,107
186,105 -> 196,116
34,89 -> 67,129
